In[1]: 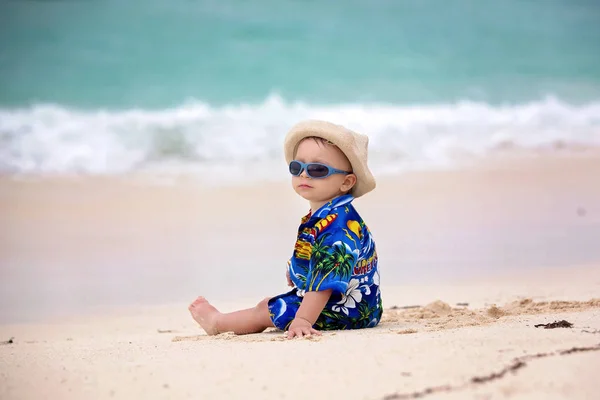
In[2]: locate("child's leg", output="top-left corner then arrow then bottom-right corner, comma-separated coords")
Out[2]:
188,296 -> 275,335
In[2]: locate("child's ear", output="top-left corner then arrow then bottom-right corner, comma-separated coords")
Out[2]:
341,174 -> 357,192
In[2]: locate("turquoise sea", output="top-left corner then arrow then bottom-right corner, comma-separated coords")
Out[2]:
1,0 -> 599,180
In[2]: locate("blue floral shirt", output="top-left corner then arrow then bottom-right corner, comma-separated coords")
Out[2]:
268,194 -> 383,331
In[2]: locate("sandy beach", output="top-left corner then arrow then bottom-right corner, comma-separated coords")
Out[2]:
1,268 -> 599,400
1,153 -> 600,399
3,0 -> 600,398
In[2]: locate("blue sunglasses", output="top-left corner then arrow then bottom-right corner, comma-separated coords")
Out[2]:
289,160 -> 351,179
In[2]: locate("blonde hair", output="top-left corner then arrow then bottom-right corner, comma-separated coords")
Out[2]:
293,136 -> 339,157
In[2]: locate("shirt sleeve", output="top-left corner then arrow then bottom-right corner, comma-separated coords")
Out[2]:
305,227 -> 360,295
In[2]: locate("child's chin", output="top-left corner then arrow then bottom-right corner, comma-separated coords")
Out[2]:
296,191 -> 315,201
296,190 -> 338,204
294,188 -> 318,201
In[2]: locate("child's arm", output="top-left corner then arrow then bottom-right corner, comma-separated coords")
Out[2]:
286,269 -> 294,287
287,289 -> 332,339
286,259 -> 294,287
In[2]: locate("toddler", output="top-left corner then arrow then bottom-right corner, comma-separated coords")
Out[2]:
189,120 -> 382,338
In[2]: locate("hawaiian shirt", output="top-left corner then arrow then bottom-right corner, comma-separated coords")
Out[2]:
268,194 -> 383,331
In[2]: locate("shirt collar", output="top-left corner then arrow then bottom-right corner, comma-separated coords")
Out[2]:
301,194 -> 355,223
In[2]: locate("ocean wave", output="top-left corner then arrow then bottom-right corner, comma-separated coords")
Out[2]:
1,94 -> 599,181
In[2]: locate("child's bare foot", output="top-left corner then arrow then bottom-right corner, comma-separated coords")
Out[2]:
188,296 -> 221,335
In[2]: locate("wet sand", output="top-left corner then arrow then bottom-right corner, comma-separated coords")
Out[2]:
1,153 -> 599,323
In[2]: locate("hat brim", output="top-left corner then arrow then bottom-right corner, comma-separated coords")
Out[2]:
284,120 -> 376,198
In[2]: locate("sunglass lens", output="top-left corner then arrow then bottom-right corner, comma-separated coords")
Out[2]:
289,161 -> 302,176
306,163 -> 329,178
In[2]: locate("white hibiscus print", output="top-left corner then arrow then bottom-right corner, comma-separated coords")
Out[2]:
332,279 -> 362,315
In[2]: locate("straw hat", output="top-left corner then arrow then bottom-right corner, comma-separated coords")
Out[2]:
284,120 -> 376,198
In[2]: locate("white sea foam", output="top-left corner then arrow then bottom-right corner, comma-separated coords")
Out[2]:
1,94 -> 599,184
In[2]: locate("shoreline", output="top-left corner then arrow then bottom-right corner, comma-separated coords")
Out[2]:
2,148 -> 600,186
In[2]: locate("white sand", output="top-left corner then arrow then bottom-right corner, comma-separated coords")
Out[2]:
1,269 -> 599,400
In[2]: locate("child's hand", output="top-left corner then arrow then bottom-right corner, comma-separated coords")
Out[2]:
287,317 -> 321,339
286,270 -> 294,287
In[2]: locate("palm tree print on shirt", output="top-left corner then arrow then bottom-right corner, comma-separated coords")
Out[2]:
311,241 -> 357,291
306,233 -> 331,291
